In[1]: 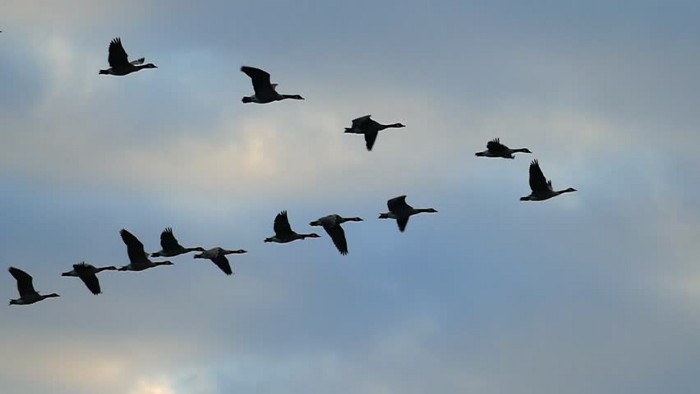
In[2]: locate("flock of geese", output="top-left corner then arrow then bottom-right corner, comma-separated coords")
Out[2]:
7,37 -> 577,306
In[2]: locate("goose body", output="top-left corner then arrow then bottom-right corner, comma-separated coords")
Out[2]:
475,138 -> 531,159
152,227 -> 205,257
194,247 -> 247,276
520,160 -> 577,201
310,214 -> 363,255
240,66 -> 304,104
344,115 -> 405,151
99,37 -> 157,76
62,262 -> 117,295
8,267 -> 59,305
265,211 -> 320,243
379,195 -> 437,232
118,229 -> 174,271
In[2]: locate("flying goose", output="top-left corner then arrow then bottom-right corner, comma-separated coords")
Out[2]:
520,160 -> 577,201
240,66 -> 304,104
379,195 -> 437,232
118,229 -> 174,271
265,211 -> 320,243
62,262 -> 117,295
194,247 -> 247,276
99,37 -> 157,76
475,138 -> 531,159
310,214 -> 363,255
151,227 -> 205,258
344,115 -> 406,151
8,267 -> 59,305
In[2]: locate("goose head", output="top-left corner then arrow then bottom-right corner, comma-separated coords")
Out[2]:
264,237 -> 274,243
424,208 -> 438,213
378,213 -> 391,219
141,63 -> 157,69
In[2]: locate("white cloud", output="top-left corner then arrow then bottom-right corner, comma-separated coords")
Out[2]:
4,3 -> 700,394
129,377 -> 176,394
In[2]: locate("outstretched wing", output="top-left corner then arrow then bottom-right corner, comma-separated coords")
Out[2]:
273,211 -> 294,237
9,267 -> 37,297
108,37 -> 130,68
487,138 -> 509,154
211,255 -> 233,275
351,115 -> 372,129
241,66 -> 276,96
364,130 -> 379,151
160,227 -> 183,251
130,57 -> 145,66
397,217 -> 410,232
528,160 -> 551,193
73,262 -> 95,272
323,224 -> 348,255
120,229 -> 148,265
79,274 -> 101,295
388,195 -> 412,212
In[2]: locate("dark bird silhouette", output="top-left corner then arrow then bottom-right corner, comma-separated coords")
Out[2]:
118,229 -> 173,271
240,66 -> 304,103
151,227 -> 205,257
62,262 -> 117,295
194,247 -> 247,276
344,115 -> 405,151
310,214 -> 363,255
379,195 -> 437,232
475,138 -> 531,159
265,211 -> 320,243
8,267 -> 59,305
520,160 -> 577,201
99,37 -> 157,76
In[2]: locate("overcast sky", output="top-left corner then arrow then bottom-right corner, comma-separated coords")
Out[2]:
2,1 -> 700,393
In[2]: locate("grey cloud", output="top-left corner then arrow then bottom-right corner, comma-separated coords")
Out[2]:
3,1 -> 700,394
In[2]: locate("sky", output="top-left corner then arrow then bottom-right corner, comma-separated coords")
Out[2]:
2,1 -> 700,393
